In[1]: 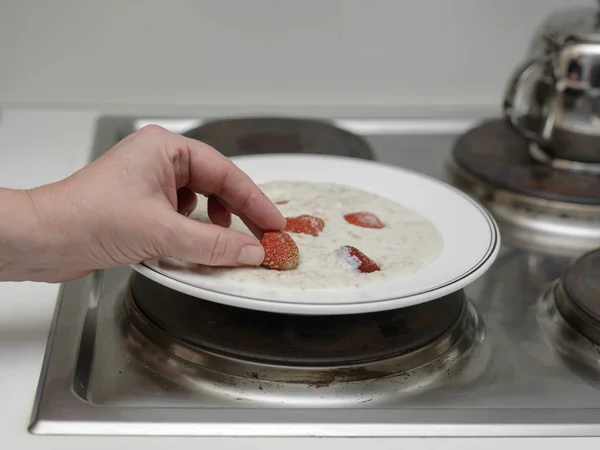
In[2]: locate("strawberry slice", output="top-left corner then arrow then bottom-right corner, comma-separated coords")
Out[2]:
334,246 -> 380,273
284,215 -> 325,236
344,212 -> 385,229
261,231 -> 299,271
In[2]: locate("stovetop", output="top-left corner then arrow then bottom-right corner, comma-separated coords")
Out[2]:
29,116 -> 600,437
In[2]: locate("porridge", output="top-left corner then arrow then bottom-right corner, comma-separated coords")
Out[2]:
189,181 -> 443,289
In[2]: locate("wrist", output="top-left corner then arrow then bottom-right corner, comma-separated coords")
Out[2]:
0,184 -> 71,282
0,187 -> 43,281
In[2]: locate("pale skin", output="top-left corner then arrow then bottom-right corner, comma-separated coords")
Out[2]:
0,125 -> 286,283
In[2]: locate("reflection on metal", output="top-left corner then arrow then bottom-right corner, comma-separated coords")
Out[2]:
529,142 -> 600,175
504,5 -> 600,165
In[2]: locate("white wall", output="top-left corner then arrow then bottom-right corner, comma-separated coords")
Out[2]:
0,0 -> 590,110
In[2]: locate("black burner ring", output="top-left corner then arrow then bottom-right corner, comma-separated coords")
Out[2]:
129,272 -> 465,367
557,249 -> 600,344
183,117 -> 375,161
452,119 -> 600,205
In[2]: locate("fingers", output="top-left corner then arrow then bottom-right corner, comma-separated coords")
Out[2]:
161,213 -> 264,267
212,197 -> 263,238
176,187 -> 198,216
239,213 -> 265,239
167,133 -> 286,231
207,195 -> 232,228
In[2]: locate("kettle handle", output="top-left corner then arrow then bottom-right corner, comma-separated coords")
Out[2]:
503,56 -> 554,146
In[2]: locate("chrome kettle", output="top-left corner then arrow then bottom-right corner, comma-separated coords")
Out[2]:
503,5 -> 600,171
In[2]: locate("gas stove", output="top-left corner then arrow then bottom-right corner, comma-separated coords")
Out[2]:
29,116 -> 600,437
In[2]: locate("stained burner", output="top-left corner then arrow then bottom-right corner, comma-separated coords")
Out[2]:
129,272 -> 464,367
121,272 -> 485,396
450,119 -> 600,255
537,249 -> 600,377
452,120 -> 600,205
183,117 -> 375,160
555,249 -> 600,345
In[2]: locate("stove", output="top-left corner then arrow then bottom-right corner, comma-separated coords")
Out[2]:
29,116 -> 600,437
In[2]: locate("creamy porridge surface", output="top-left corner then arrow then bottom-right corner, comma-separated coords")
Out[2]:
189,181 -> 443,290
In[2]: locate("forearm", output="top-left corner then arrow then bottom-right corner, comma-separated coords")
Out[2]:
0,187 -> 43,281
0,186 -> 74,282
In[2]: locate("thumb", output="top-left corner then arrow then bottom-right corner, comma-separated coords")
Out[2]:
158,213 -> 265,267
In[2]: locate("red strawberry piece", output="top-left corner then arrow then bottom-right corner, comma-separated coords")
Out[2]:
261,231 -> 299,271
275,200 -> 289,205
344,212 -> 385,229
334,246 -> 380,273
284,215 -> 325,236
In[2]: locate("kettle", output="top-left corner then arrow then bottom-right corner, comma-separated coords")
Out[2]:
503,4 -> 600,171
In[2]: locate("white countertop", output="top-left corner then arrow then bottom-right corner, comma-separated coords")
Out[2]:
0,108 -> 598,449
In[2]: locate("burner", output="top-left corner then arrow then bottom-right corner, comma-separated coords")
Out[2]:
129,273 -> 464,367
536,250 -> 600,377
453,119 -> 600,205
450,119 -> 600,255
556,249 -> 600,344
121,272 -> 485,393
183,117 -> 374,160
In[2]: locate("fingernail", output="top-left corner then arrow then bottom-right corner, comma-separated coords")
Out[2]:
237,245 -> 264,266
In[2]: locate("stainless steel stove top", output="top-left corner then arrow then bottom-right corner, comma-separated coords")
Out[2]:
29,116 -> 600,437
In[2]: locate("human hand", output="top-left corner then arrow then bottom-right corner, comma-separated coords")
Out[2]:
1,125 -> 285,283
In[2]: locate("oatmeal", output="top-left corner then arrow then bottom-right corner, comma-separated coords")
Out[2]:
189,181 -> 444,289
